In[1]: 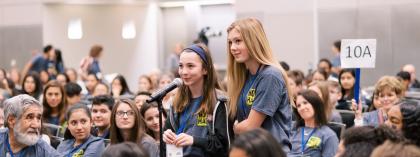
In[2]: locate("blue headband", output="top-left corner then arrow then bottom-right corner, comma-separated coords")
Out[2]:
183,44 -> 208,65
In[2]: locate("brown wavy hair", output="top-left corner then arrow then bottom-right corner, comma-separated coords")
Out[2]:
42,80 -> 67,125
110,99 -> 146,144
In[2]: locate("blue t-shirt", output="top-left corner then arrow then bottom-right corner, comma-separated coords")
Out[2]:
331,55 -> 341,67
176,96 -> 209,156
57,135 -> 105,157
236,65 -> 292,152
29,54 -> 48,73
88,59 -> 101,75
288,125 -> 339,157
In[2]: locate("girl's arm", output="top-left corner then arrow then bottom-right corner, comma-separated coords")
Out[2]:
233,109 -> 266,134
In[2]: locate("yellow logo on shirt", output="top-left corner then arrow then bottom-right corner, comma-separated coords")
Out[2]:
306,136 -> 321,149
197,112 -> 207,127
73,149 -> 84,157
246,88 -> 256,106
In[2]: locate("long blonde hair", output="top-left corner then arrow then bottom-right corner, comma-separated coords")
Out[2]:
226,17 -> 294,119
173,44 -> 219,114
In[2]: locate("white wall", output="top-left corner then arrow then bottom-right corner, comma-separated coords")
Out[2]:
0,1 -> 42,26
0,0 -> 43,70
234,0 -> 317,74
161,4 -> 235,72
43,3 -> 161,89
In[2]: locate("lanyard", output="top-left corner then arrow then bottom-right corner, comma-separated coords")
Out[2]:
67,137 -> 89,157
176,96 -> 203,134
301,127 -> 317,154
240,65 -> 262,116
5,135 -> 26,157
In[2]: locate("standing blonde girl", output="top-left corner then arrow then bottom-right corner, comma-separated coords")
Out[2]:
226,17 -> 293,152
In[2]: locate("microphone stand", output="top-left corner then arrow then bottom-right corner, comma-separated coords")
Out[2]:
147,95 -> 165,157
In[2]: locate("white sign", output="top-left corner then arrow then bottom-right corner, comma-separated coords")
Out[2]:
166,144 -> 183,157
340,39 -> 376,68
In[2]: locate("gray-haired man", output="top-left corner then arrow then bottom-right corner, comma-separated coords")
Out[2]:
0,94 -> 60,157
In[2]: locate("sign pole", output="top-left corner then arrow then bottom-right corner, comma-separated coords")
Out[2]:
354,68 -> 361,104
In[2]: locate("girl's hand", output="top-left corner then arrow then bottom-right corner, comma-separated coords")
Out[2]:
351,99 -> 363,120
233,120 -> 239,134
174,133 -> 194,147
163,129 -> 177,144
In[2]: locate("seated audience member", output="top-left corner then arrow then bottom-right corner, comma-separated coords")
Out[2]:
65,68 -> 79,83
57,104 -> 105,157
109,99 -> 158,157
353,76 -> 404,127
91,95 -> 115,139
396,71 -> 411,94
311,69 -> 328,83
40,70 -> 50,86
1,78 -> 19,97
65,68 -> 88,95
336,69 -> 356,110
140,102 -> 167,143
289,90 -> 339,157
148,70 -> 161,92
367,92 -> 381,112
287,71 -> 304,103
102,142 -> 149,157
0,94 -> 60,157
85,73 -> 100,96
230,128 -> 286,157
65,82 -> 82,106
110,74 -> 133,99
385,100 -> 420,147
402,64 -> 420,90
326,81 -> 343,118
308,81 -> 342,123
138,75 -> 154,93
42,81 -> 67,126
317,58 -> 333,77
20,72 -> 43,100
370,140 -> 420,157
134,91 -> 151,110
56,73 -> 69,87
93,82 -> 109,97
335,125 -> 403,157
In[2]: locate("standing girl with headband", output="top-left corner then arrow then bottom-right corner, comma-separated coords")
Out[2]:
162,44 -> 232,157
226,17 -> 293,152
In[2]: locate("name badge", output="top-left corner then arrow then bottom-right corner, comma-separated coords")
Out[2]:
166,144 -> 183,157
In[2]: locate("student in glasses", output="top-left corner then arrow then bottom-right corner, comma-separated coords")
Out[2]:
109,99 -> 159,157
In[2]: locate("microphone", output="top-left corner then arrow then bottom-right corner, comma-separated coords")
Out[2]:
147,78 -> 182,103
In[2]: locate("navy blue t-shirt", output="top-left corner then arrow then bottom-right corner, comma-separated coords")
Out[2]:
29,54 -> 48,73
177,96 -> 209,156
236,65 -> 292,152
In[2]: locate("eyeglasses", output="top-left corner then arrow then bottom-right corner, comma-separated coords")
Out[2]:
116,110 -> 135,118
